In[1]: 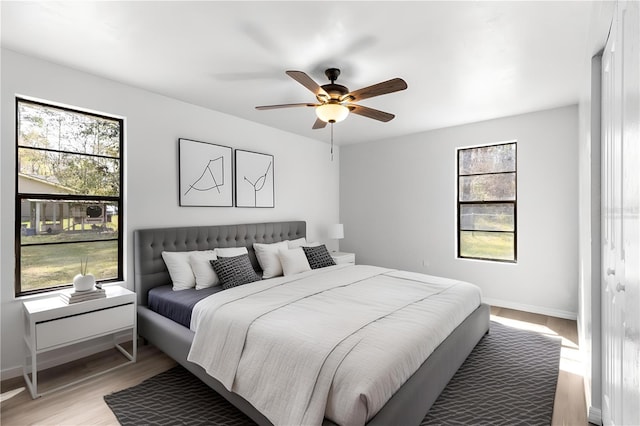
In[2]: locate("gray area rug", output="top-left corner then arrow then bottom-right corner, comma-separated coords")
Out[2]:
104,321 -> 561,426
421,321 -> 561,425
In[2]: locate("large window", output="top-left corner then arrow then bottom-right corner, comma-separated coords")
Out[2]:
15,98 -> 123,296
457,142 -> 516,262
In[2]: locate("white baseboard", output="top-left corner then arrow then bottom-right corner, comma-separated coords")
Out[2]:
1,333 -> 132,381
588,406 -> 602,425
483,297 -> 577,320
1,366 -> 24,382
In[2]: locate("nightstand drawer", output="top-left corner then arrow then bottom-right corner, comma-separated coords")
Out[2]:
332,252 -> 355,265
36,303 -> 134,350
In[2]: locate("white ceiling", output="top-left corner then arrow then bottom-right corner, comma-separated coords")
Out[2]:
1,1 -> 597,145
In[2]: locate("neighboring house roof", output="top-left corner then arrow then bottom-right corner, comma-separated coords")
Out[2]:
18,173 -> 77,194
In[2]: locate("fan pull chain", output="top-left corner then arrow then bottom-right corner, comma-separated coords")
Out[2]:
330,123 -> 334,161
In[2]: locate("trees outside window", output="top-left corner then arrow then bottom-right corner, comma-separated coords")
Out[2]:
457,142 -> 516,262
15,98 -> 123,295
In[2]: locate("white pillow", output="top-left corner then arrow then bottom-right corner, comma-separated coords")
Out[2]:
253,241 -> 288,279
278,247 -> 311,276
189,250 -> 219,289
161,251 -> 196,290
286,238 -> 322,249
214,247 -> 248,257
287,237 -> 307,249
303,241 -> 322,247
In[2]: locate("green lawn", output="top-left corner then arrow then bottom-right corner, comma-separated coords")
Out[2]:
21,238 -> 118,292
460,231 -> 514,261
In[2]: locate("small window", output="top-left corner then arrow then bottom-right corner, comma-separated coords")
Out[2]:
15,98 -> 124,296
457,142 -> 516,262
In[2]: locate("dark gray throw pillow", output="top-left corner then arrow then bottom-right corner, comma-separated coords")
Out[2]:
302,245 -> 336,269
210,254 -> 261,290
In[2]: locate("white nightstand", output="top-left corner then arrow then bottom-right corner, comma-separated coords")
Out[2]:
331,251 -> 356,265
22,285 -> 136,398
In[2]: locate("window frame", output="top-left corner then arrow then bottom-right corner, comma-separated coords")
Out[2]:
456,141 -> 517,263
14,97 -> 124,296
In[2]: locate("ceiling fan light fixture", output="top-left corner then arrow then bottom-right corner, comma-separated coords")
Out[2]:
315,102 -> 349,123
256,69 -> 407,129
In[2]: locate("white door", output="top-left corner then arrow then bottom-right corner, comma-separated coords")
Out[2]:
601,13 -> 623,423
620,1 -> 640,425
601,2 -> 640,425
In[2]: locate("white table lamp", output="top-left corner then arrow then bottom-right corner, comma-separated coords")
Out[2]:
329,224 -> 344,240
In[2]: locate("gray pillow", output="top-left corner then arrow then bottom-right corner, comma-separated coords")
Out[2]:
302,245 -> 336,269
210,254 -> 261,290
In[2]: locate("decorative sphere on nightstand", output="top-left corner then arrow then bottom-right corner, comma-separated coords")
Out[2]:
73,274 -> 95,292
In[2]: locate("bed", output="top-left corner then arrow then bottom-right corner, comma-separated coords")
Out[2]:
134,221 -> 490,426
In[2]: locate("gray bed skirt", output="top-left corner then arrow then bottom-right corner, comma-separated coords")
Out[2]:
134,221 -> 490,426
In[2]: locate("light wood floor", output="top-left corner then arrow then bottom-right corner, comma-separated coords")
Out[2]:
1,307 -> 587,426
490,307 -> 588,426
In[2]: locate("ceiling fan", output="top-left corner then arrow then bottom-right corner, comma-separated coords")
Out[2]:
255,68 -> 408,129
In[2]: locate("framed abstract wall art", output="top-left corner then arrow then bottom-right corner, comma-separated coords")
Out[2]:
178,138 -> 233,207
235,149 -> 274,208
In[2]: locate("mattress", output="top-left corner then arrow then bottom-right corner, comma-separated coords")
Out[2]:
148,285 -> 223,327
188,264 -> 482,426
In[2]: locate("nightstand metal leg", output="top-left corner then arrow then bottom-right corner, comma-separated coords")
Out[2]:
23,350 -> 39,399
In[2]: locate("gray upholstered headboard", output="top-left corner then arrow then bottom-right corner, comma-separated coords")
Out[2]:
134,221 -> 306,306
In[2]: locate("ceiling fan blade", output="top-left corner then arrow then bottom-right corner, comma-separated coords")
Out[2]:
348,104 -> 395,122
343,78 -> 407,102
312,118 -> 327,129
255,103 -> 318,110
286,71 -> 329,98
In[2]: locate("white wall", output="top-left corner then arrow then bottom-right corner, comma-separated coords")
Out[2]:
0,49 -> 340,377
340,105 -> 579,318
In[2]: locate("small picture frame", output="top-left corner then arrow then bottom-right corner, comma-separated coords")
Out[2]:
235,149 -> 274,208
179,138 -> 233,207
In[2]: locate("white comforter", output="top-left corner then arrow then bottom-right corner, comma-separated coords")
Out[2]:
187,264 -> 481,426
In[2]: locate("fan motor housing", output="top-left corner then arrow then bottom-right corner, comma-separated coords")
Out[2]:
319,83 -> 349,100
320,68 -> 349,100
